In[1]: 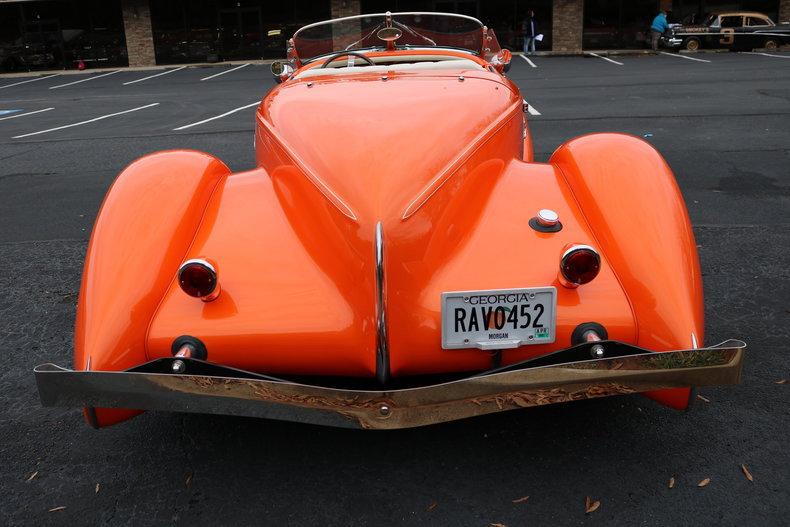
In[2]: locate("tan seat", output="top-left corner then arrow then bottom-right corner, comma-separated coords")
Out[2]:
295,58 -> 484,79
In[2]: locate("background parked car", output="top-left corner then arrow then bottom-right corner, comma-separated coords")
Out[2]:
662,12 -> 790,51
0,35 -> 56,72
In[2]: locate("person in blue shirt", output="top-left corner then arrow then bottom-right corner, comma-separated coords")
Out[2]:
650,11 -> 669,51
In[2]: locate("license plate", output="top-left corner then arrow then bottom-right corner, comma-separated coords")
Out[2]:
441,287 -> 556,350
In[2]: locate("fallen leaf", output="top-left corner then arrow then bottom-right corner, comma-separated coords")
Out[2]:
775,379 -> 787,385
49,506 -> 66,512
26,471 -> 38,482
491,524 -> 507,527
697,394 -> 711,403
585,496 -> 601,514
741,464 -> 754,482
426,500 -> 438,512
668,477 -> 675,489
95,483 -> 100,494
512,496 -> 530,504
698,478 -> 711,487
185,473 -> 193,488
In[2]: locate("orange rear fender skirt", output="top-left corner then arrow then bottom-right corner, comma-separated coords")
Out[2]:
146,168 -> 378,377
75,150 -> 231,427
550,133 -> 704,409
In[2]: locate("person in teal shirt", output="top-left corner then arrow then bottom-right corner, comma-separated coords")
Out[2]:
650,11 -> 669,51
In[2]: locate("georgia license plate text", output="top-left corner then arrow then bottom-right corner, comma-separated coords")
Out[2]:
441,287 -> 556,350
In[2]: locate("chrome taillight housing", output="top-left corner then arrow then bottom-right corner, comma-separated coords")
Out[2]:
178,259 -> 220,301
559,245 -> 601,287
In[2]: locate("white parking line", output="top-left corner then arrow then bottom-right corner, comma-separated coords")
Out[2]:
173,101 -> 260,131
523,98 -> 541,116
49,70 -> 122,89
0,107 -> 54,122
659,51 -> 711,63
0,74 -> 60,90
123,66 -> 187,85
587,52 -> 624,66
13,103 -> 159,139
520,55 -> 537,68
200,63 -> 251,81
741,51 -> 790,59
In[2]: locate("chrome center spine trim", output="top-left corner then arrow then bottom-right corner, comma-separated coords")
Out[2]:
375,221 -> 390,384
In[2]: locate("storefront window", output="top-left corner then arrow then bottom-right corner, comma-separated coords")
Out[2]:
478,0 -> 553,51
361,0 -> 552,51
150,0 -> 331,63
584,0 -> 658,49
0,0 -> 126,72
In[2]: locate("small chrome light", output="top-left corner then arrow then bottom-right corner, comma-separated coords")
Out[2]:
537,209 -> 559,227
178,259 -> 220,301
559,245 -> 601,287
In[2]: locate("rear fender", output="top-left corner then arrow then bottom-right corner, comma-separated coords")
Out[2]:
550,134 -> 704,410
75,150 -> 231,427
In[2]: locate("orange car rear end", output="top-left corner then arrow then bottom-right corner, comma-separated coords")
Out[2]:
34,11 -> 744,429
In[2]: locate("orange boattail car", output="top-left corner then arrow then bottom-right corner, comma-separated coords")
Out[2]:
35,12 -> 745,429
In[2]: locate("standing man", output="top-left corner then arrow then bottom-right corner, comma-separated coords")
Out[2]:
523,10 -> 538,55
650,10 -> 669,51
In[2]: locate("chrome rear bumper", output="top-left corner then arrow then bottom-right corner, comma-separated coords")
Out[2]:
34,340 -> 745,429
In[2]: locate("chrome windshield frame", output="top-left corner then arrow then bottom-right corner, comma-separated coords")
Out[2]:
293,11 -> 483,38
292,12 -> 486,62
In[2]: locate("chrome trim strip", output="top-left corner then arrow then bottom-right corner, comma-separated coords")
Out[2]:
255,114 -> 358,221
34,340 -> 745,430
375,221 -> 390,384
180,258 -> 216,274
401,99 -> 522,220
561,244 -> 599,260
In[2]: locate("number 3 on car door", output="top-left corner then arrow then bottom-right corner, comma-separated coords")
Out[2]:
720,28 -> 735,45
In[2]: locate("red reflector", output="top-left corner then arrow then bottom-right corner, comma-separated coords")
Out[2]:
560,246 -> 601,286
178,259 -> 217,299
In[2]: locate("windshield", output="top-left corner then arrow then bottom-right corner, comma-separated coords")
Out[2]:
293,12 -> 487,62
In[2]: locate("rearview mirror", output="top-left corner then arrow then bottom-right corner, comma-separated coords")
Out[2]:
270,61 -> 294,83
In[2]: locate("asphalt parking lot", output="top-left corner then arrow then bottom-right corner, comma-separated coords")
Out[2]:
1,50 -> 789,526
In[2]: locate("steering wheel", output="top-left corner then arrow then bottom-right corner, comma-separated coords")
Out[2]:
320,51 -> 375,69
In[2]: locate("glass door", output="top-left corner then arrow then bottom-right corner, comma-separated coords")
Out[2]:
218,6 -> 262,60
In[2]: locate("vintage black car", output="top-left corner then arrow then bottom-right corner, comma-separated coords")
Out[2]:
0,35 -> 57,72
663,12 -> 790,51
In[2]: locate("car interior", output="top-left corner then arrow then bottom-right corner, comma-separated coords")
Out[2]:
295,53 -> 485,78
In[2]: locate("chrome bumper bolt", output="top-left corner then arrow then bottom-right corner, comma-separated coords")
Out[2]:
590,344 -> 605,359
172,359 -> 186,373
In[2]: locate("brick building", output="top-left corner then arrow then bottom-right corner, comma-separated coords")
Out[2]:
0,0 -> 787,70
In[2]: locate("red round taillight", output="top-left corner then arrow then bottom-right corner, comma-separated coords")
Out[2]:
178,259 -> 218,300
560,245 -> 601,286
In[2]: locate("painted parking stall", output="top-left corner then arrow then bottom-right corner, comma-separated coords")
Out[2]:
0,108 -> 54,121
12,103 -> 160,139
123,66 -> 187,85
0,74 -> 60,90
49,70 -> 122,90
